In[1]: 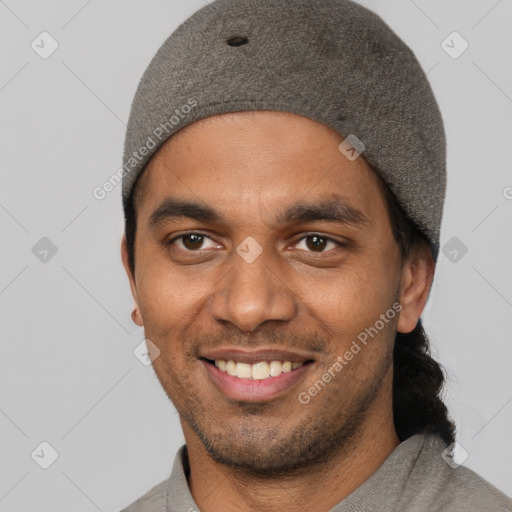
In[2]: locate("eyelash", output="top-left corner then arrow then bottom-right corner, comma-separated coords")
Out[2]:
166,231 -> 348,254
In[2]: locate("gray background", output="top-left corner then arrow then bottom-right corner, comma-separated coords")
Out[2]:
1,0 -> 511,510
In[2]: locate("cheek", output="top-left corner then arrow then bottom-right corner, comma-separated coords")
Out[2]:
135,252 -> 211,336
300,257 -> 399,341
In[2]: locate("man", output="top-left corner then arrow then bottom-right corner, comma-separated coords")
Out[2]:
119,0 -> 512,510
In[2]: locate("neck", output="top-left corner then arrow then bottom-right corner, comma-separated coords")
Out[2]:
182,382 -> 400,511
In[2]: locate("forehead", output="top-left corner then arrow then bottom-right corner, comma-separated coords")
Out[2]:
134,111 -> 387,225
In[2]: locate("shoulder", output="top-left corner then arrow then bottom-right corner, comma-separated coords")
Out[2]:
437,464 -> 512,512
119,479 -> 168,512
119,444 -> 193,512
413,435 -> 512,512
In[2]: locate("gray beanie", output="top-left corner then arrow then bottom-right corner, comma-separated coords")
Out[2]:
122,0 -> 446,262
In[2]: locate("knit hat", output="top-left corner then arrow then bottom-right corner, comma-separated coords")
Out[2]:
122,0 -> 446,262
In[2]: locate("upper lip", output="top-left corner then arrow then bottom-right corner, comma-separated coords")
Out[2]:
199,347 -> 316,364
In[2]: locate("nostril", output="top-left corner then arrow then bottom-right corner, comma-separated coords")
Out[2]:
227,35 -> 249,47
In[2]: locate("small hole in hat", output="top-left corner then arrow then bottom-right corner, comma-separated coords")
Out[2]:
227,35 -> 249,47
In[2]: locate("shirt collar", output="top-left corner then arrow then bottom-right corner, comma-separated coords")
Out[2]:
166,444 -> 200,511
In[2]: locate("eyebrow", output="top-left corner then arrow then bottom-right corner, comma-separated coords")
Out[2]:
279,197 -> 370,228
148,196 -> 370,229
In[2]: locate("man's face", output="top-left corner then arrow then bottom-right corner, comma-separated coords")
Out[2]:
123,111 -> 411,474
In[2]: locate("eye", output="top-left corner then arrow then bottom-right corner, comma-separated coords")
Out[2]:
294,234 -> 346,253
168,232 -> 219,252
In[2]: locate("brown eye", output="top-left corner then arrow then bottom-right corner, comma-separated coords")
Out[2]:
305,235 -> 328,252
295,234 -> 346,253
167,232 -> 219,252
181,233 -> 205,250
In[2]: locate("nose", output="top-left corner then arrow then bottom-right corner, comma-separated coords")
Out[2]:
208,246 -> 297,333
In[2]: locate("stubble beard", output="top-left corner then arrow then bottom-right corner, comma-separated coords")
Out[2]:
171,348 -> 393,479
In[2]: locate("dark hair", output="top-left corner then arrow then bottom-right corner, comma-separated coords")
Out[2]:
379,176 -> 456,445
123,163 -> 455,446
123,186 -> 138,275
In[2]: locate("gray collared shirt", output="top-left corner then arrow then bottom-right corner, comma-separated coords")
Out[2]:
120,433 -> 512,511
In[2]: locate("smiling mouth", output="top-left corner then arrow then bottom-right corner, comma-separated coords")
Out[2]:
201,358 -> 315,380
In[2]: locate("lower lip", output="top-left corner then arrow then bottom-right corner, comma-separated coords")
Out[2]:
202,360 -> 313,402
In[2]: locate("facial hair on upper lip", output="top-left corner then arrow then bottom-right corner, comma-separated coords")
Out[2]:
182,328 -> 327,362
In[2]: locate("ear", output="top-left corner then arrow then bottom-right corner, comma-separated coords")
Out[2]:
397,243 -> 435,334
121,234 -> 143,327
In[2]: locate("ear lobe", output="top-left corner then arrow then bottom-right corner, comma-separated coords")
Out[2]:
121,234 -> 143,327
131,306 -> 143,326
396,244 -> 434,334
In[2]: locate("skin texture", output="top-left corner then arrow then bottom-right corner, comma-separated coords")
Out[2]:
121,111 -> 434,512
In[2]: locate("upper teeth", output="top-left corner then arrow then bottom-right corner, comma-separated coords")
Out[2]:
214,360 -> 304,380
